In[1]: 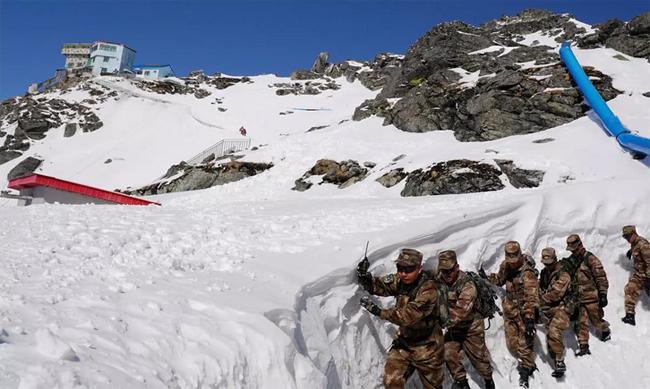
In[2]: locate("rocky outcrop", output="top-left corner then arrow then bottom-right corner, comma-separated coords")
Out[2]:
401,160 -> 505,196
272,80 -> 341,96
291,52 -> 404,91
376,168 -> 408,188
0,96 -> 101,158
352,9 -> 623,141
123,160 -> 273,196
494,159 -> 545,188
578,12 -> 650,60
7,156 -> 42,180
0,150 -> 22,165
292,159 -> 369,191
133,79 -> 211,97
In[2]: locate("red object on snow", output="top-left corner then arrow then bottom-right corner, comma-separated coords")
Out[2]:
239,126 -> 247,136
8,174 -> 160,206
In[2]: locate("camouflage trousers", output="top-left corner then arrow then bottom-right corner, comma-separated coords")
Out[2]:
576,302 -> 609,345
504,315 -> 535,369
384,341 -> 444,389
624,273 -> 649,314
444,319 -> 493,381
545,308 -> 570,361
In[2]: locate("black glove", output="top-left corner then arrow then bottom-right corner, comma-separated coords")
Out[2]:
524,318 -> 536,339
626,249 -> 632,260
478,267 -> 488,280
644,278 -> 650,290
357,257 -> 369,276
357,258 -> 373,291
360,296 -> 382,316
598,293 -> 608,308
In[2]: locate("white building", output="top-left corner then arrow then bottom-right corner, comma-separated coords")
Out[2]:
89,41 -> 136,75
61,43 -> 92,70
134,64 -> 175,79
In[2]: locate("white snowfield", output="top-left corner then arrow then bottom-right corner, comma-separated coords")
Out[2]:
1,37 -> 650,388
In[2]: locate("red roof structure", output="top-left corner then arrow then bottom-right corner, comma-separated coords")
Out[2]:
8,174 -> 160,206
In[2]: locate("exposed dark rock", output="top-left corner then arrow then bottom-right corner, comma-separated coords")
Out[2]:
363,161 -> 377,168
532,137 -> 554,143
351,9 -> 623,141
124,161 -> 273,195
64,123 -> 77,137
643,91 -> 650,98
292,178 -> 313,192
306,125 -> 329,132
376,168 -> 408,188
494,159 -> 545,188
194,89 -> 211,99
0,150 -> 22,165
294,159 -> 369,190
272,80 -> 340,96
205,76 -> 249,89
578,12 -> 650,60
201,153 -> 216,164
7,156 -> 42,180
80,112 -> 103,132
104,159 -> 112,164
401,160 -> 504,197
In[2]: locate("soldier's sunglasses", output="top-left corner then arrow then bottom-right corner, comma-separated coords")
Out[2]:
506,252 -> 520,258
396,265 -> 418,274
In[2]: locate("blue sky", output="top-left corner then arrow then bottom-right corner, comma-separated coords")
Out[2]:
1,0 -> 648,99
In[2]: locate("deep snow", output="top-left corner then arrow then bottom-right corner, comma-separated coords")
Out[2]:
1,35 -> 650,388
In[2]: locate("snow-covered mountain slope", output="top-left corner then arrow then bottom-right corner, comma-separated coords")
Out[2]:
1,12 -> 650,389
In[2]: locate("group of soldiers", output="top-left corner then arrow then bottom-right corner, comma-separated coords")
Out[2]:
356,225 -> 650,389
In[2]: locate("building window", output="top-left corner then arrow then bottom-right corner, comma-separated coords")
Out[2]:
103,56 -> 110,62
101,67 -> 108,73
144,70 -> 150,76
99,44 -> 117,52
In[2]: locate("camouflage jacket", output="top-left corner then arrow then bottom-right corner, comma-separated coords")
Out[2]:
570,251 -> 608,304
488,258 -> 539,320
630,235 -> 650,279
445,271 -> 480,328
369,272 -> 442,344
539,265 -> 571,315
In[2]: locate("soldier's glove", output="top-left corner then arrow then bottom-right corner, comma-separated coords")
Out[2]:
644,278 -> 650,290
478,267 -> 488,280
626,249 -> 632,260
524,318 -> 536,340
360,296 -> 382,317
357,257 -> 369,276
598,293 -> 608,308
357,258 -> 373,291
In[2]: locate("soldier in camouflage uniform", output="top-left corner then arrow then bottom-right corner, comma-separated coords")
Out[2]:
622,225 -> 650,326
565,234 -> 610,357
357,248 -> 445,389
487,241 -> 539,388
538,248 -> 571,378
438,250 -> 494,389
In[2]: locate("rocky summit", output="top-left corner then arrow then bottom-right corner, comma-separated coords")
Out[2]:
350,9 -> 646,141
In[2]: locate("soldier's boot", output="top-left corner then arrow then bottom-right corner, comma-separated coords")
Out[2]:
551,360 -> 566,378
600,328 -> 611,342
484,377 -> 495,389
622,312 -> 636,326
518,366 -> 534,388
575,344 -> 591,357
451,378 -> 470,389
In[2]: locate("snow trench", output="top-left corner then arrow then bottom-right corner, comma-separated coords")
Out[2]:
280,184 -> 650,388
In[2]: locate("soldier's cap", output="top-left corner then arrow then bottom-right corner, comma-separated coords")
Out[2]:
566,234 -> 582,250
395,248 -> 423,266
504,241 -> 521,261
437,250 -> 458,270
541,247 -> 557,265
622,225 -> 636,237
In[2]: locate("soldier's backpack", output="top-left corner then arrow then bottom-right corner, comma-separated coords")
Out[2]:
465,271 -> 503,321
558,257 -> 582,320
411,270 -> 449,328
